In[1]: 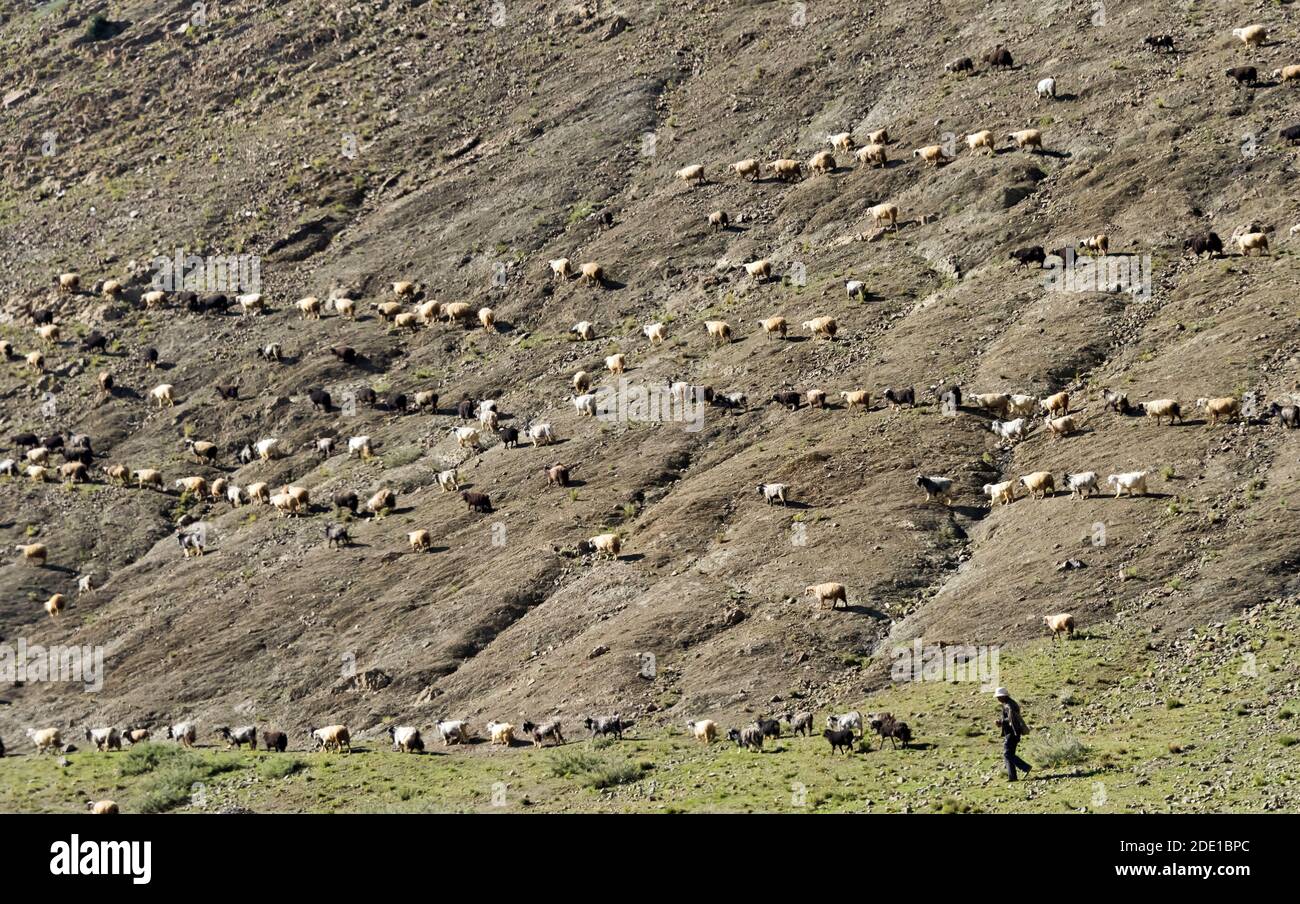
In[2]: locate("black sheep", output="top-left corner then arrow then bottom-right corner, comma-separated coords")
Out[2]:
308,388 -> 333,412
461,491 -> 492,513
333,491 -> 359,513
883,386 -> 915,408
1009,246 -> 1046,267
771,391 -> 802,410
262,730 -> 288,753
1142,34 -> 1174,52
1183,232 -> 1223,258
457,397 -> 477,420
984,46 -> 1012,69
823,728 -> 855,754
497,426 -> 519,448
325,522 -> 351,548
1226,66 -> 1258,86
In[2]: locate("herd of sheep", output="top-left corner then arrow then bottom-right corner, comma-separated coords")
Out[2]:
1,18 -> 1296,810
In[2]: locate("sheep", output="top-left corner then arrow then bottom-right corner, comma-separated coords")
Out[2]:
676,164 -> 706,185
1275,65 -> 1300,84
393,280 -> 420,300
1267,402 -> 1300,429
869,713 -> 913,750
571,320 -> 596,341
365,488 -> 397,517
704,320 -> 733,346
845,280 -> 867,302
687,719 -> 718,743
479,406 -> 500,430
261,730 -> 288,752
549,258 -> 575,280
1019,471 -> 1056,499
809,150 -> 836,175
333,296 -> 356,319
348,435 -> 375,460
769,158 -> 803,181
757,483 -> 788,506
823,727 -> 856,754
237,293 -> 265,315
133,468 -> 164,490
1179,231 -> 1222,260
388,726 -> 424,754
915,474 -> 955,505
989,418 -> 1029,442
605,353 -> 627,375
806,581 -> 848,610
442,302 -> 473,326
392,311 -> 419,332
436,469 -> 459,493
1007,129 -> 1043,152
26,464 -> 50,483
462,491 -> 492,514
826,711 -> 864,736
643,322 -> 666,345
730,159 -> 760,181
175,476 -> 208,497
309,724 -> 351,753
77,573 -> 96,596
1099,389 -> 1131,417
870,202 -> 899,230
984,46 -> 1013,69
546,463 -> 571,487
882,386 -> 915,409
1107,470 -> 1150,498
372,300 -> 403,322
408,529 -> 434,553
912,144 -> 950,166
954,130 -> 995,158
1232,25 -> 1267,47
841,390 -> 870,411
150,384 -> 176,408
26,350 -> 45,373
1280,125 -> 1300,145
1064,471 -> 1100,498
36,323 -> 60,346
215,726 -> 258,750
1045,414 -> 1078,439
294,296 -> 322,320
177,528 -> 206,557
947,56 -> 975,73
102,464 -> 129,486
1197,396 -> 1241,426
86,799 -> 119,815
771,390 -> 803,410
1044,613 -> 1076,639
866,128 -> 889,145
802,316 -> 837,340
807,389 -> 827,409
1010,246 -> 1046,268
586,715 -> 631,740
527,423 -> 556,447
573,393 -> 598,417
983,479 -> 1017,506
0,339 -> 11,359
828,131 -> 854,153
728,725 -> 765,751
28,728 -> 63,753
521,720 -> 565,747
207,478 -> 228,503
122,728 -> 151,746
269,489 -> 301,518
497,425 -> 520,448
325,522 -> 351,548
0,458 -> 16,477
487,721 -> 516,746
413,300 -> 442,325
1236,232 -> 1269,256
166,722 -> 197,747
449,426 -> 481,451
1079,234 -> 1109,256
785,711 -> 814,736
45,593 -> 66,618
1143,34 -> 1174,52
856,143 -> 887,168
1142,398 -> 1182,426
1226,66 -> 1258,87
1040,391 -> 1070,416
588,533 -> 622,559
333,490 -> 358,513
26,446 -> 50,465
1035,77 -> 1057,100
580,262 -> 605,287
141,346 -> 159,369
247,482 -> 271,505
743,259 -> 772,281
758,316 -> 788,339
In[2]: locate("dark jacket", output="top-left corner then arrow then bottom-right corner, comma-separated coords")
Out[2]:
997,699 -> 1027,739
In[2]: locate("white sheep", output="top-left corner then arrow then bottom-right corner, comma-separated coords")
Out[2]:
676,164 -> 706,186
870,202 -> 899,230
912,144 -> 950,166
856,143 -> 887,168
1007,129 -> 1043,152
1043,613 -> 1076,638
743,259 -> 772,281
828,132 -> 854,152
310,724 -> 351,752
347,436 -> 374,460
1196,396 -> 1241,426
730,159 -> 760,181
757,483 -> 789,505
1019,471 -> 1056,499
989,418 -> 1029,442
965,130 -> 996,155
845,280 -> 867,302
1236,232 -> 1269,256
1232,25 -> 1267,47
802,316 -> 837,340
571,320 -> 596,341
705,320 -> 733,345
549,258 -> 575,280
1064,471 -> 1099,498
237,292 -> 265,315
573,393 -> 598,416
452,426 -> 481,449
643,322 -> 666,345
1107,470 -> 1150,497
436,720 -> 470,745
983,479 -> 1017,506
605,353 -> 626,375
1045,414 -> 1078,439
688,719 -> 718,743
167,722 -> 197,747
1035,77 -> 1057,100
150,384 -> 176,408
809,150 -> 836,175
28,727 -> 63,753
806,581 -> 848,609
758,316 -> 787,339
390,726 -> 423,753
588,533 -> 622,559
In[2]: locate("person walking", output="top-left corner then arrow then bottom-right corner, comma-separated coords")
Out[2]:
995,687 -> 1032,781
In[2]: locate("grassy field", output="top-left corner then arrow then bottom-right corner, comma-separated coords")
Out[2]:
3,601 -> 1295,814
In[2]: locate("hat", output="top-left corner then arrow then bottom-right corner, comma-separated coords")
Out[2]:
994,687 -> 1010,698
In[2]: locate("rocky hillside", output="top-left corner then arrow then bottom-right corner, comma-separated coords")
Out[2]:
1,0 -> 1298,784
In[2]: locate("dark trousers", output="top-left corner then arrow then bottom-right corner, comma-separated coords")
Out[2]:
1003,734 -> 1031,780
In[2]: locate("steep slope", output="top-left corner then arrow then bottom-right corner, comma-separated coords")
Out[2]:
1,0 -> 1298,756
